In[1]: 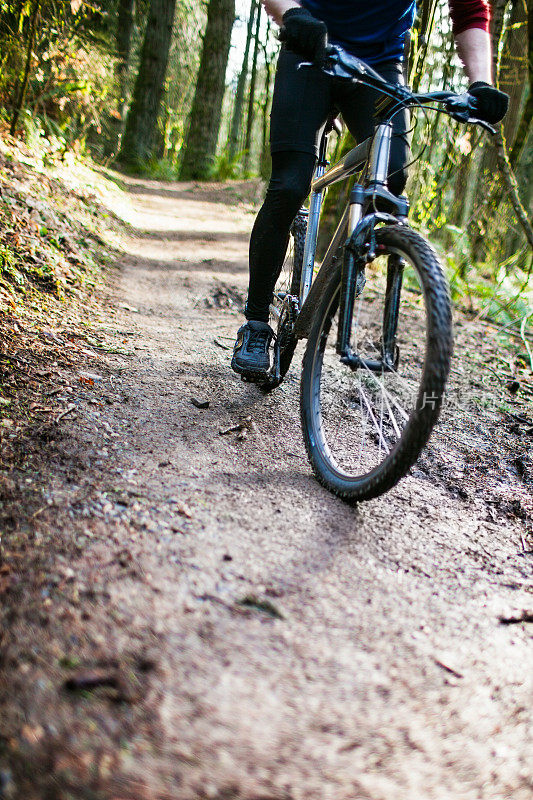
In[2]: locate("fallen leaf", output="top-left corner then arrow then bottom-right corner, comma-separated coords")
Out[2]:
64,669 -> 118,692
498,609 -> 533,625
190,397 -> 209,409
177,503 -> 193,519
78,371 -> 103,382
237,594 -> 285,619
433,656 -> 463,679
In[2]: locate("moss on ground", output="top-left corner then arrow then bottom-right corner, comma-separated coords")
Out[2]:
0,129 -> 127,436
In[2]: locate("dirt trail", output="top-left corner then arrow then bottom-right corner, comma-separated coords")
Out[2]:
1,177 -> 532,800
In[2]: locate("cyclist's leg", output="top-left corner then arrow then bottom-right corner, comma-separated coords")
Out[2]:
334,60 -> 410,197
244,48 -> 332,324
246,152 -> 315,322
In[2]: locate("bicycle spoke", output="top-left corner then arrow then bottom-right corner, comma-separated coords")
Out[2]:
359,384 -> 390,453
382,387 -> 402,438
379,382 -> 385,460
358,357 -> 410,424
356,372 -> 367,471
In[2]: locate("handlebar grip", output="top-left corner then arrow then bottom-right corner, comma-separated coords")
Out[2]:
445,93 -> 496,134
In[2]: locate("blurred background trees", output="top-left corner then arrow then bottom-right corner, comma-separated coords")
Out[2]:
118,0 -> 178,167
179,0 -> 236,179
0,0 -> 530,325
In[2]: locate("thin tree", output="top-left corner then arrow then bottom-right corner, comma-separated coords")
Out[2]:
179,0 -> 236,179
467,0 -> 533,257
259,18 -> 274,178
408,0 -> 438,91
228,0 -> 257,163
491,0 -> 533,249
10,0 -> 40,136
243,1 -> 261,173
118,0 -> 177,167
509,0 -> 531,167
116,0 -> 136,121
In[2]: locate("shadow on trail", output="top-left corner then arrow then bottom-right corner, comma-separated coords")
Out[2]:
119,254 -> 247,276
103,172 -> 259,205
125,183 -> 253,204
130,229 -> 249,244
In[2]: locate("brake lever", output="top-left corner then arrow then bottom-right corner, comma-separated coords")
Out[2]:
448,107 -> 496,134
445,93 -> 496,135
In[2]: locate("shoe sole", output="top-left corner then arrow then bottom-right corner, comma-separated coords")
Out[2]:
231,356 -> 270,383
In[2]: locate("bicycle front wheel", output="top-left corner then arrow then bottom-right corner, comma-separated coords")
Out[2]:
300,225 -> 453,502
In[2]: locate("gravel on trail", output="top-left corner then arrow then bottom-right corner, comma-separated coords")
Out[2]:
0,177 -> 531,800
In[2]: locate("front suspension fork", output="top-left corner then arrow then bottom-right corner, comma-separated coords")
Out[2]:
382,254 -> 404,368
336,203 -> 405,369
336,186 -> 366,357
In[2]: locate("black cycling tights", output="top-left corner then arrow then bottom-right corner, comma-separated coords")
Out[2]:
246,151 -> 316,323
245,51 -> 409,324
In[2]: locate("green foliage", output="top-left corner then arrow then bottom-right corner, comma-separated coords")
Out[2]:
1,0 -> 119,156
143,157 -> 179,181
399,0 -> 532,342
0,243 -> 22,288
210,148 -> 243,181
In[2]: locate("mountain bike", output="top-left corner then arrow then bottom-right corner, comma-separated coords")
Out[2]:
265,44 -> 496,502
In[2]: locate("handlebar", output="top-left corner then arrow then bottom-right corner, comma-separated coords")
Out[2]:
317,44 -> 496,135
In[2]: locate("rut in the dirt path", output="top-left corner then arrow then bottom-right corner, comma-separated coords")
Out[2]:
1,177 -> 531,800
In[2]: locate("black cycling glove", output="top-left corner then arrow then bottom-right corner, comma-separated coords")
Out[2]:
280,7 -> 328,66
468,82 -> 509,124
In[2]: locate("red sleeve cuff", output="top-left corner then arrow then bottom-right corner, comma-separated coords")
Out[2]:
449,0 -> 491,36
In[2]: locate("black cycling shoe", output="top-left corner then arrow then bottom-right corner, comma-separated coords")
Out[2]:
231,320 -> 274,381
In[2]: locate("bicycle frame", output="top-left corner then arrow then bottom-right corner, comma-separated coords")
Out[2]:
293,121 -> 408,342
284,41 -> 491,372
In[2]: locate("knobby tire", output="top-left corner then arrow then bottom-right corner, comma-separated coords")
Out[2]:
300,225 -> 453,502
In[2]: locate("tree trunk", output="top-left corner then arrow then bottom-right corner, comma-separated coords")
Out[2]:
259,19 -> 274,179
179,0 -> 236,180
116,0 -> 136,119
472,0 -> 530,258
243,1 -> 261,174
510,1 -> 532,167
408,0 -> 438,91
493,129 -> 533,249
118,0 -> 177,167
228,0 -> 257,162
496,0 -> 528,149
9,0 -> 40,136
491,0 -> 511,81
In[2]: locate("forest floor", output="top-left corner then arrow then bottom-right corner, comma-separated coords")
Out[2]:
0,155 -> 532,800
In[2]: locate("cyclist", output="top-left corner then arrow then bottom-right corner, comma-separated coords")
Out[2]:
231,0 -> 508,381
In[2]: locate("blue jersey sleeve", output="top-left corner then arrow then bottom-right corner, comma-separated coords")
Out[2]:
301,0 -> 417,63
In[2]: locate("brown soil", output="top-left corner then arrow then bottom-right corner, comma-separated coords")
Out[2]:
0,175 -> 532,800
